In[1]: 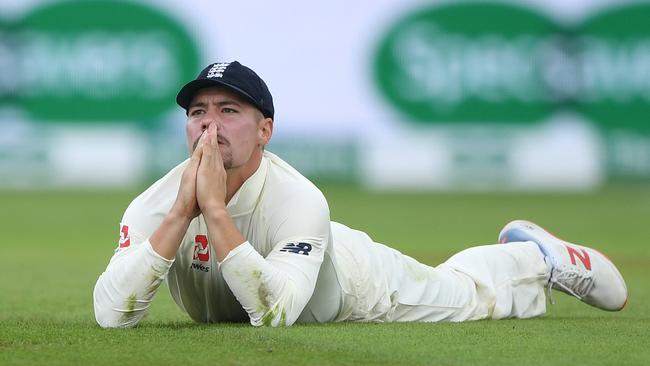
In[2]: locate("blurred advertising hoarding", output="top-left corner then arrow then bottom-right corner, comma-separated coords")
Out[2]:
1,0 -> 649,190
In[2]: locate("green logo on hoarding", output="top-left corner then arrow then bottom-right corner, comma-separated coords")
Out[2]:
374,3 -> 563,124
374,2 -> 650,132
11,0 -> 201,123
575,3 -> 650,133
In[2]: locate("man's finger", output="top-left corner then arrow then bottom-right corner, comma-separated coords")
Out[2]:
210,123 -> 218,149
200,140 -> 213,171
190,132 -> 205,163
199,129 -> 211,148
209,123 -> 225,167
203,123 -> 219,159
206,123 -> 218,160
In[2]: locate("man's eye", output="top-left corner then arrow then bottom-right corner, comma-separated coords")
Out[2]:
222,108 -> 237,113
190,109 -> 205,116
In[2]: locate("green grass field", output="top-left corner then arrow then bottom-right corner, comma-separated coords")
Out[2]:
1,186 -> 649,365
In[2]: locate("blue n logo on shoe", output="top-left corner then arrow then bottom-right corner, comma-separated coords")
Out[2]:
280,242 -> 312,255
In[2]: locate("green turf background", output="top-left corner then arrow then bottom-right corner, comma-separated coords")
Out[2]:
1,186 -> 648,365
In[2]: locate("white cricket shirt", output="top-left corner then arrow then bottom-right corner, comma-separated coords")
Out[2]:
94,151 -> 357,327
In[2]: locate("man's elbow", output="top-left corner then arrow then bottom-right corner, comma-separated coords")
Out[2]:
94,303 -> 120,328
94,301 -> 136,329
95,312 -> 119,329
93,284 -> 140,329
94,304 -> 144,329
251,312 -> 294,327
250,301 -> 300,327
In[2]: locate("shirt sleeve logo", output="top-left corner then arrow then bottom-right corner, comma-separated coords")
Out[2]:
118,224 -> 131,248
192,234 -> 210,262
279,242 -> 312,255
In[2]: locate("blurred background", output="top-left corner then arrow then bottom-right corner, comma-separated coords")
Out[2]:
2,0 -> 650,191
1,3 -> 649,358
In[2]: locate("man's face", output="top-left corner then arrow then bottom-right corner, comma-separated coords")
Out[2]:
185,86 -> 272,169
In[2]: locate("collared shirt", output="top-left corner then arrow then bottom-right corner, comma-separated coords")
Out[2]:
95,151 -> 345,327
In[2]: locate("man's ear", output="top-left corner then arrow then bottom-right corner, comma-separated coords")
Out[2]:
259,118 -> 273,146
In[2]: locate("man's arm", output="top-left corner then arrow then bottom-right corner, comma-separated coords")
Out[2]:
195,123 -> 245,262
215,204 -> 330,327
93,135 -> 206,328
149,138 -> 204,259
196,124 -> 328,327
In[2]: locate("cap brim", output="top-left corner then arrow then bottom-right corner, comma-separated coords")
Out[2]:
175,78 -> 261,112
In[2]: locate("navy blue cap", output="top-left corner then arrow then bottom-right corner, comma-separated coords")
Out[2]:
176,61 -> 274,119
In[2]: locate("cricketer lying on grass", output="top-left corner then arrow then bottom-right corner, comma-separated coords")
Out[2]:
93,61 -> 628,328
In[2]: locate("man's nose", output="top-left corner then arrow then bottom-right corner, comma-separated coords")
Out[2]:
200,115 -> 220,131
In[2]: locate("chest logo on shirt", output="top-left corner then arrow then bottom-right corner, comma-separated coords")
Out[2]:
279,242 -> 312,255
118,224 -> 130,248
192,235 -> 210,262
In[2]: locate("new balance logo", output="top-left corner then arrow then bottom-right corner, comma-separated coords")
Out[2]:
280,242 -> 312,255
566,245 -> 592,270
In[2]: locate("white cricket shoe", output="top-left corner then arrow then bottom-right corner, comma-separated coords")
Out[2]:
498,220 -> 628,311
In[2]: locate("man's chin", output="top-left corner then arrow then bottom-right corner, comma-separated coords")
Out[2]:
221,155 -> 233,169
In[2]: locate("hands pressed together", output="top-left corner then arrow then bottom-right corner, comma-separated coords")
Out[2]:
152,123 -> 244,261
174,123 -> 228,221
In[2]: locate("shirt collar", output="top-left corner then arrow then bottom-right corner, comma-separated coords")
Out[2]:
225,154 -> 269,218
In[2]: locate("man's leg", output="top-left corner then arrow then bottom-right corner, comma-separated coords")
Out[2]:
363,220 -> 626,323
370,240 -> 550,322
436,242 -> 550,320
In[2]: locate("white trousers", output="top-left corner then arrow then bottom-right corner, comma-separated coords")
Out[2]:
333,226 -> 550,323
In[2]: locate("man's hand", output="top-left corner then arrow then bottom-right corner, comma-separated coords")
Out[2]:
170,130 -> 206,220
196,123 -> 246,261
150,131 -> 208,260
196,123 -> 228,214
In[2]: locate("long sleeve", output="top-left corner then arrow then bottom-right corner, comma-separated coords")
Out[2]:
93,238 -> 174,328
219,185 -> 331,327
92,161 -> 184,328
